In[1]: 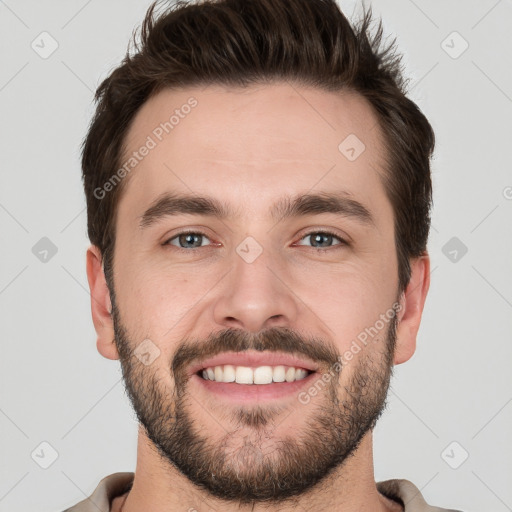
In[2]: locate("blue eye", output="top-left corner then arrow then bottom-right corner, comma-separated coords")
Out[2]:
165,231 -> 212,249
164,230 -> 347,252
296,231 -> 347,250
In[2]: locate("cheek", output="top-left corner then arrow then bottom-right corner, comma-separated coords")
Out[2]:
115,263 -> 214,342
291,258 -> 397,352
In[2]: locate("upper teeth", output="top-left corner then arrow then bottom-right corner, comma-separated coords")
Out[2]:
201,365 -> 310,384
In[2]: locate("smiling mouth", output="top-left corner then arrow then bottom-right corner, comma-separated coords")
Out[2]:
197,364 -> 314,384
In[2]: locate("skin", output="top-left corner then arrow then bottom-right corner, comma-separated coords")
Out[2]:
86,82 -> 430,511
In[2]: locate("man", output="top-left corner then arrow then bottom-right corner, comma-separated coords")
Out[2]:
65,0 -> 462,510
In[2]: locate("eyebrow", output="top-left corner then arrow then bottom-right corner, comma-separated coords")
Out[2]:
138,191 -> 375,229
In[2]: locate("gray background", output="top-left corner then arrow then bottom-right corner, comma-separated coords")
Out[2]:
1,0 -> 511,511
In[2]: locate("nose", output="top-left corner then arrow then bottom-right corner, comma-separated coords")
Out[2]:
212,246 -> 300,333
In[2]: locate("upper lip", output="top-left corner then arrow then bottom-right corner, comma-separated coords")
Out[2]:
188,350 -> 320,376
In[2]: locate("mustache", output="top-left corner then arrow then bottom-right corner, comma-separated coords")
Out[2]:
171,326 -> 340,384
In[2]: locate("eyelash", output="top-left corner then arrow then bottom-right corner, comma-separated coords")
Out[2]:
163,229 -> 348,253
296,230 -> 348,252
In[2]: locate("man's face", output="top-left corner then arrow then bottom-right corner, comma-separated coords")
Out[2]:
109,83 -> 401,502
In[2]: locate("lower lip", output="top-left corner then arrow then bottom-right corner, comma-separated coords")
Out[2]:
191,372 -> 318,403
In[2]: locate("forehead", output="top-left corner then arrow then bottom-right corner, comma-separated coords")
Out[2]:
117,82 -> 389,224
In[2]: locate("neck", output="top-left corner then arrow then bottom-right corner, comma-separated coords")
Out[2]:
113,427 -> 402,512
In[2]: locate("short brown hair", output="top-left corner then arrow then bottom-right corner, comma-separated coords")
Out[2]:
82,0 -> 434,293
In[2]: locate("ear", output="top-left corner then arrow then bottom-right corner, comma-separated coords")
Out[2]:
85,245 -> 119,360
393,253 -> 430,365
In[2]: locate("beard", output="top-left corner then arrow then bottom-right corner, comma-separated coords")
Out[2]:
111,296 -> 398,505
